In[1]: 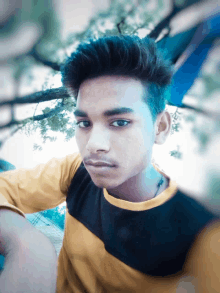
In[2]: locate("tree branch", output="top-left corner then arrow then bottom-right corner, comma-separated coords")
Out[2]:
116,1 -> 143,35
148,4 -> 179,40
117,18 -> 125,34
0,125 -> 24,148
0,104 -> 64,130
30,105 -> 64,122
148,0 -> 207,41
30,46 -> 61,71
173,103 -> 220,121
0,87 -> 70,107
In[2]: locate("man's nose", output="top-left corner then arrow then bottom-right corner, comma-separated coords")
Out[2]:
86,127 -> 110,153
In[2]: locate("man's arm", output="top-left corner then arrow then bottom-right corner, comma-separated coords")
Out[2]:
0,153 -> 82,215
0,209 -> 58,293
182,219 -> 220,293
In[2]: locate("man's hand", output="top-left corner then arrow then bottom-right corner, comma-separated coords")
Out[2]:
0,209 -> 58,293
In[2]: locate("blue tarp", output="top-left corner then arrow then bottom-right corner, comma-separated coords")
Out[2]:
158,10 -> 220,106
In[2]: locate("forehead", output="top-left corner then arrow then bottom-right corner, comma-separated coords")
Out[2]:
77,75 -> 147,113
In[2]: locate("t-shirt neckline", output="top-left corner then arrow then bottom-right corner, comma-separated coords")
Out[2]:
103,178 -> 178,211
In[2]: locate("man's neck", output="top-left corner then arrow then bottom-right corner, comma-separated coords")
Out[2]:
107,165 -> 168,202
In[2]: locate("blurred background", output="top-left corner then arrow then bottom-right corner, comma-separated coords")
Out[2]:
0,0 -> 220,257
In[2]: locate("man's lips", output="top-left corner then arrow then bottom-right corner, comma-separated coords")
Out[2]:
84,160 -> 116,167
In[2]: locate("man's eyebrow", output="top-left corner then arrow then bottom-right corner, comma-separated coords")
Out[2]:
74,107 -> 135,117
74,109 -> 88,117
103,107 -> 135,116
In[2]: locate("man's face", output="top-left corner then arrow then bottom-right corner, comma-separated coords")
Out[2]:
74,75 -> 156,189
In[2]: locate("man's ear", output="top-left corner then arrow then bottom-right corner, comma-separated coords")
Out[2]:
154,111 -> 171,145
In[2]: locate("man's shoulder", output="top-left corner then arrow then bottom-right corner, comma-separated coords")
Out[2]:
168,188 -> 218,231
173,188 -> 215,212
67,161 -> 93,194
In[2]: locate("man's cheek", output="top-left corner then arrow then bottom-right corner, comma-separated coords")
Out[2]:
76,134 -> 86,152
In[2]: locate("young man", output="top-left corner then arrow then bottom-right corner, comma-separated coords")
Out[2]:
0,35 -> 219,292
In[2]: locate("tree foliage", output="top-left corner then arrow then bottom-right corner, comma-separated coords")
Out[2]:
170,108 -> 182,135
1,0 -> 219,155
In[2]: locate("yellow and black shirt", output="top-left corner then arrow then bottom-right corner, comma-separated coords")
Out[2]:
0,153 -> 219,292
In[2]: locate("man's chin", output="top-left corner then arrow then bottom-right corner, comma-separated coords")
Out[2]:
91,177 -> 120,190
92,180 -> 112,189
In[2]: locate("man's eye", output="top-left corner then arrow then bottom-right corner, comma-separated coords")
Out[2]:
111,120 -> 130,127
76,121 -> 90,128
